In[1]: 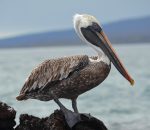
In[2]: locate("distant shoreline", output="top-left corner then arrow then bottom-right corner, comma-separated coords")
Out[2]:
0,42 -> 149,50
0,16 -> 149,48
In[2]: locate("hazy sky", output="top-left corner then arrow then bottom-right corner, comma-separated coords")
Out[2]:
0,0 -> 150,38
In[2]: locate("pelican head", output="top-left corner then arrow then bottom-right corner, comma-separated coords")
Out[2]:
73,13 -> 134,86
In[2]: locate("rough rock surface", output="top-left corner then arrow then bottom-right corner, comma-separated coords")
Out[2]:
0,101 -> 16,130
73,114 -> 108,130
0,101 -> 108,130
15,110 -> 108,130
15,110 -> 69,130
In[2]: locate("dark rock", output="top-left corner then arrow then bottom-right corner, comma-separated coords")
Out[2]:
0,101 -> 16,130
15,110 -> 108,130
0,102 -> 16,120
0,120 -> 16,128
72,114 -> 108,130
15,110 -> 69,130
0,128 -> 14,130
0,101 -> 108,130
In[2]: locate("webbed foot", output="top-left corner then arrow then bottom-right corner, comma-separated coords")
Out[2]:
51,94 -> 81,128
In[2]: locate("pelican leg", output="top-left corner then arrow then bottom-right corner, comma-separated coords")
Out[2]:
72,98 -> 79,113
51,92 -> 81,128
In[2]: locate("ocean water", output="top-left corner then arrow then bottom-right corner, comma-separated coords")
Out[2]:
0,44 -> 150,130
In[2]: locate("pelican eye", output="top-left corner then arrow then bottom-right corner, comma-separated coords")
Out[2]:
91,22 -> 102,33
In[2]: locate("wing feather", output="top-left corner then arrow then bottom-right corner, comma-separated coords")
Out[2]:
20,55 -> 89,94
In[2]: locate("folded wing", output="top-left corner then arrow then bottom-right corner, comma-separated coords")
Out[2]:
19,55 -> 89,95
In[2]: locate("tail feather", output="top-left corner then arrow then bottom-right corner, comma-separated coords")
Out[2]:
16,94 -> 26,101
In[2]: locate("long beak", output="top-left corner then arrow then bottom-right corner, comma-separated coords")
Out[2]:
96,30 -> 134,86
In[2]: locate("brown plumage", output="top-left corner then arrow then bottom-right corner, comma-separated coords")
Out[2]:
16,55 -> 111,101
16,14 -> 134,124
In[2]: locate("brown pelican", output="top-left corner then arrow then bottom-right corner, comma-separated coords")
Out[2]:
16,14 -> 134,127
